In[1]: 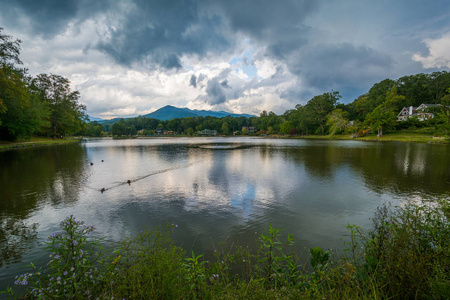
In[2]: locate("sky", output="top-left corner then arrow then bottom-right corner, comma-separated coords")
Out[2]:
1,0 -> 450,119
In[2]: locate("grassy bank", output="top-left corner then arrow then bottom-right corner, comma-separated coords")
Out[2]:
0,137 -> 81,151
3,199 -> 449,299
281,132 -> 449,144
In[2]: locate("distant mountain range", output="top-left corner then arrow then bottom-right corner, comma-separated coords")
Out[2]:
95,105 -> 256,123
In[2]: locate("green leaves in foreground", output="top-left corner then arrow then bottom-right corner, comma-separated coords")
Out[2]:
3,198 -> 450,299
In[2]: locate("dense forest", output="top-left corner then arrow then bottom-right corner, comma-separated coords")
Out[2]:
0,28 -> 86,141
1,28 -> 450,141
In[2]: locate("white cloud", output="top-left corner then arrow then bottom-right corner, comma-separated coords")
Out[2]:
255,59 -> 277,79
3,0 -> 450,119
413,33 -> 450,69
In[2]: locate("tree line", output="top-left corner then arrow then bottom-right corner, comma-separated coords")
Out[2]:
85,72 -> 450,137
2,28 -> 449,140
0,28 -> 86,141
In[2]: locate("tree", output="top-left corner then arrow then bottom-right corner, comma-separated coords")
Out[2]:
221,121 -> 229,134
326,109 -> 349,135
0,29 -> 50,140
280,121 -> 293,135
363,86 -> 403,137
31,74 -> 86,138
111,120 -> 126,136
305,91 -> 341,134
186,127 -> 194,136
364,105 -> 396,137
129,124 -> 137,136
0,27 -> 22,66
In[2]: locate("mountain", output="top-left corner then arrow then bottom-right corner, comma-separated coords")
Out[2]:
143,105 -> 199,120
143,105 -> 256,120
88,116 -> 105,122
94,105 -> 256,124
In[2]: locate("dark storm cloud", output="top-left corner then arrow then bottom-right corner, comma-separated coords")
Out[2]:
213,0 -> 318,59
94,0 -> 232,69
1,0 -> 321,71
291,43 -> 394,93
189,74 -> 197,88
205,78 -> 227,105
0,0 -> 112,37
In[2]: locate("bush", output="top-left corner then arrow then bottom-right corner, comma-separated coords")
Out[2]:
7,216 -> 104,299
4,199 -> 449,299
361,200 -> 450,299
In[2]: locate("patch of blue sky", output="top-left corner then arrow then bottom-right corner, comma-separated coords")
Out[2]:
229,55 -> 258,79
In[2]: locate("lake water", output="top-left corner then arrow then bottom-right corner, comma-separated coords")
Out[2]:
1,137 -> 449,291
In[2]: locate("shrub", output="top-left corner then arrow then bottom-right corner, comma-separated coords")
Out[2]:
7,215 -> 104,299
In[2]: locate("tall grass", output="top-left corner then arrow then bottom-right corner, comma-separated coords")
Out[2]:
3,198 -> 449,299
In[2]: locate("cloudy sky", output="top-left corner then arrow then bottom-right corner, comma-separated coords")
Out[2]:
1,0 -> 450,119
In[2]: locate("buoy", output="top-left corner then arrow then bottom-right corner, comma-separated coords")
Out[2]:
90,162 -> 94,166
101,160 -> 104,162
101,188 -> 106,193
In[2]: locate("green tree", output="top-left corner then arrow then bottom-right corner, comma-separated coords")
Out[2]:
111,120 -> 126,136
129,124 -> 137,136
31,74 -> 86,138
186,127 -> 194,136
326,109 -> 349,135
305,91 -> 341,134
0,27 -> 22,66
364,106 -> 396,137
92,124 -> 103,136
364,86 -> 403,137
0,28 -> 50,140
221,121 -> 229,134
280,121 -> 293,135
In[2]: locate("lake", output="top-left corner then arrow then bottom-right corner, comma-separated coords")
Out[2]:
1,137 -> 449,291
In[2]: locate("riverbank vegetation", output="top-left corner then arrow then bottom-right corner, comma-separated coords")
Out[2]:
0,28 -> 86,142
87,75 -> 450,140
4,199 -> 449,299
0,137 -> 81,151
2,28 -> 450,143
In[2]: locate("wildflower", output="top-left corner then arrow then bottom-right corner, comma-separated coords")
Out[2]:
70,267 -> 74,272
63,271 -> 68,275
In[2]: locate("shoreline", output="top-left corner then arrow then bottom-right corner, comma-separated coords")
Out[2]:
1,133 -> 447,151
0,137 -> 82,151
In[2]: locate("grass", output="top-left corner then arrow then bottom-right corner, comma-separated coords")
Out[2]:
3,198 -> 449,299
280,132 -> 449,144
355,132 -> 446,143
0,136 -> 81,151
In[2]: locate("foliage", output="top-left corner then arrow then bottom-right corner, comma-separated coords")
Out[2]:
105,225 -> 187,299
31,73 -> 86,137
4,200 -> 450,299
7,216 -> 104,299
0,28 -> 86,141
326,108 -> 349,135
255,223 -> 299,287
0,27 -> 22,65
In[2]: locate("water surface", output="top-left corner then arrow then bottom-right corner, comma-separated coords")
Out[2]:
1,137 -> 449,290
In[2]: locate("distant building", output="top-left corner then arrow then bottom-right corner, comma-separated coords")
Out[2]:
198,129 -> 217,136
397,103 -> 441,121
242,126 -> 257,134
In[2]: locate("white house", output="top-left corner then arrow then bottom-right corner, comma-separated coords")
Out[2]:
397,103 -> 441,121
198,129 -> 217,136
